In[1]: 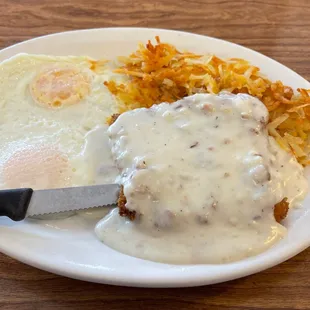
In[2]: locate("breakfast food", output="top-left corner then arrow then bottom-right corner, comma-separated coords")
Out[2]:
0,37 -> 309,265
0,54 -> 118,189
105,37 -> 310,165
95,93 -> 308,264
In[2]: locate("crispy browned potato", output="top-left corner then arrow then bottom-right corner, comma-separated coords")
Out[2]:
107,113 -> 120,126
274,198 -> 289,223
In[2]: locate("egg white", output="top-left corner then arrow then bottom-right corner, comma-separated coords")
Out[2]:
0,53 -> 120,189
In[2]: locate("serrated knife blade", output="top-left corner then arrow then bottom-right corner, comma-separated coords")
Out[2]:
0,184 -> 120,221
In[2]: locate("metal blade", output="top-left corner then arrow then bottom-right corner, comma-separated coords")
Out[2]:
26,184 -> 120,217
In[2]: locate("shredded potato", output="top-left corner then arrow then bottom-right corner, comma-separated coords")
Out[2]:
104,36 -> 310,164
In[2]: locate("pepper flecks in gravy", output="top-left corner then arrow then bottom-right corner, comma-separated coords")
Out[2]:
95,93 -> 308,264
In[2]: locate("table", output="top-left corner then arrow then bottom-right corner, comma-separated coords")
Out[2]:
0,0 -> 309,309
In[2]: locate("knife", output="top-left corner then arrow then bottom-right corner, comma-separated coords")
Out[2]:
0,184 -> 120,221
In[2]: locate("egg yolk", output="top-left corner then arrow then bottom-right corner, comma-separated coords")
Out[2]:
30,67 -> 90,108
3,146 -> 71,189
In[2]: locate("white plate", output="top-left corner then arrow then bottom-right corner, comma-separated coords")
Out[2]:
0,28 -> 310,288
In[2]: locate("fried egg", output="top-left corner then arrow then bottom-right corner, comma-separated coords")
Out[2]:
0,54 -> 119,190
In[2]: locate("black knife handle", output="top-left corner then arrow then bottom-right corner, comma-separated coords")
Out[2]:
0,188 -> 33,221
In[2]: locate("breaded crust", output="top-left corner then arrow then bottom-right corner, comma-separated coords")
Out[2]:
118,191 -> 289,223
118,185 -> 136,221
108,114 -> 136,220
117,185 -> 290,223
274,197 -> 289,223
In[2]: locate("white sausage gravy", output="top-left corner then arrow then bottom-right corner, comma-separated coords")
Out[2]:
95,93 -> 308,264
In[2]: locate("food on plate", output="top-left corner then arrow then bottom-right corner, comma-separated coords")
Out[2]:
0,54 -> 118,189
0,37 -> 309,264
117,185 -> 136,220
95,93 -> 308,264
273,198 -> 289,223
105,37 -> 310,165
